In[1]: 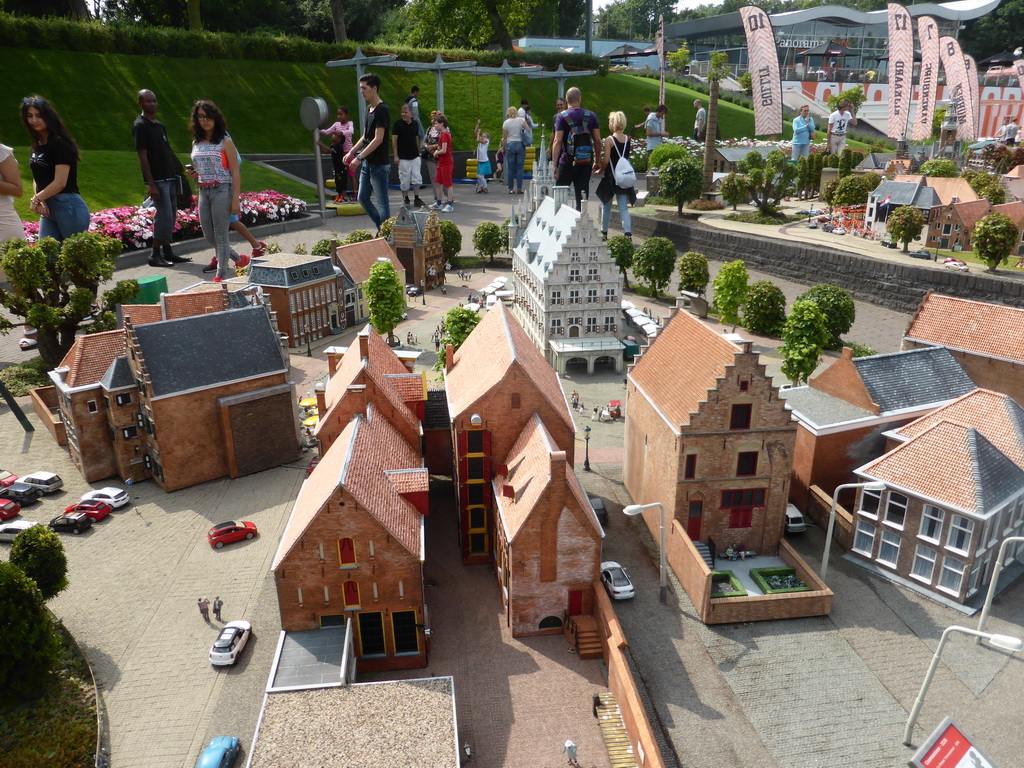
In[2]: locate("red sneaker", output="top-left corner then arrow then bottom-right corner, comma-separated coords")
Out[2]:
212,276 -> 225,283
202,258 -> 217,274
252,241 -> 266,257
236,254 -> 251,269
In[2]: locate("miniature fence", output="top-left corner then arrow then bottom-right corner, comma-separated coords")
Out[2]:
29,386 -> 66,446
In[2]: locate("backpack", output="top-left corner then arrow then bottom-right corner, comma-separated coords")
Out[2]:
562,110 -> 594,164
611,138 -> 636,189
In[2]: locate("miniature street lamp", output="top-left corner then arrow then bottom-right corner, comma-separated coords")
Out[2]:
421,279 -> 426,305
975,536 -> 1024,644
903,624 -> 1024,746
582,425 -> 591,472
624,502 -> 667,603
304,319 -> 312,358
821,480 -> 886,579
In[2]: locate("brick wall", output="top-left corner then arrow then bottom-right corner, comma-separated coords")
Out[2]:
629,216 -> 1024,315
790,423 -> 891,509
68,389 -> 118,483
222,389 -> 301,477
274,488 -> 427,672
29,386 -> 66,446
808,485 -> 854,549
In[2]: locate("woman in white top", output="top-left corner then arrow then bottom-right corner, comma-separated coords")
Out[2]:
500,107 -> 528,194
0,137 -> 25,244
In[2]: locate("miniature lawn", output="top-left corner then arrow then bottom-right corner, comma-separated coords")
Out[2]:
749,566 -> 811,594
710,570 -> 748,598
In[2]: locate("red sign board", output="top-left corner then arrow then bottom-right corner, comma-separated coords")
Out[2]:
910,717 -> 996,768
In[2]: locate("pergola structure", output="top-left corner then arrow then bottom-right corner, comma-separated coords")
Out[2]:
527,63 -> 597,98
326,47 -> 398,133
394,54 -> 477,115
473,59 -> 544,116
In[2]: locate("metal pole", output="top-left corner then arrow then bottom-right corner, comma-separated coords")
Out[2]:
585,0 -> 593,55
821,481 -> 883,580
976,536 -> 1024,643
583,434 -> 591,472
658,503 -> 667,603
312,129 -> 326,215
502,73 -> 510,118
436,69 -> 444,115
356,62 -> 367,136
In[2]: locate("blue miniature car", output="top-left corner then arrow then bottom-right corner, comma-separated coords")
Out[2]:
196,736 -> 240,768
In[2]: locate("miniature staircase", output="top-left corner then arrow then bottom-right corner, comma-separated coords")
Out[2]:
595,692 -> 639,767
565,615 -> 603,659
693,541 -> 714,570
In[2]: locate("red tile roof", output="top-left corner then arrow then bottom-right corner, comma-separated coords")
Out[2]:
163,289 -> 228,319
445,303 -> 573,432
386,468 -> 429,494
121,304 -> 163,327
945,199 -> 990,230
629,310 -> 738,431
992,200 -> 1024,230
334,238 -> 404,284
386,373 -> 427,405
59,330 -> 127,388
905,293 -> 1024,365
922,177 -> 979,206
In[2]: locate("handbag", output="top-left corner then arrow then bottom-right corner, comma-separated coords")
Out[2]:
522,119 -> 534,148
595,172 -> 614,204
611,138 -> 636,189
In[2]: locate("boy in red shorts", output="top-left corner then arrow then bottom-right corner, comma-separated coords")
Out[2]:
430,115 -> 455,212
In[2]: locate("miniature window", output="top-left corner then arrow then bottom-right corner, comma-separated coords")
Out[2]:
467,430 -> 484,454
467,457 -> 485,480
586,317 -> 598,331
728,507 -> 753,529
684,454 -> 697,479
469,532 -> 487,554
115,392 -> 131,406
587,288 -> 598,302
121,426 -> 138,439
467,485 -> 485,505
605,287 -> 616,299
358,612 -> 386,655
938,557 -> 965,594
877,531 -> 901,567
569,289 -> 580,303
392,611 -> 419,654
911,545 -> 937,582
729,404 -> 752,430
342,580 -> 361,610
302,268 -> 311,278
510,393 -> 521,409
852,521 -> 875,556
884,492 -> 908,528
87,400 -> 98,413
290,270 -> 299,280
469,507 -> 486,529
736,452 -> 758,477
919,505 -> 944,542
946,515 -> 974,553
289,294 -> 295,312
313,266 -> 321,276
339,537 -> 357,568
738,378 -> 749,392
859,488 -> 882,518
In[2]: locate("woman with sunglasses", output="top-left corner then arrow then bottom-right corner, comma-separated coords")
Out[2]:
20,95 -> 90,243
187,99 -> 245,283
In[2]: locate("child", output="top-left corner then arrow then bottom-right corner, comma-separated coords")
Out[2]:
320,107 -> 356,201
474,120 -> 491,194
494,146 -> 504,181
318,132 -> 349,203
431,115 -> 455,212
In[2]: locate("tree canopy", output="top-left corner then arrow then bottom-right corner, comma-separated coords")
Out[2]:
779,299 -> 831,385
435,306 -> 482,370
632,237 -> 676,297
711,260 -> 748,330
972,212 -> 1020,272
0,561 -> 60,705
738,149 -> 797,216
365,259 -> 406,344
9,526 -> 68,601
885,205 -> 927,253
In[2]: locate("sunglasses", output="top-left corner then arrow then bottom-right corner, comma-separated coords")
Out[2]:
196,113 -> 213,120
21,97 -> 45,108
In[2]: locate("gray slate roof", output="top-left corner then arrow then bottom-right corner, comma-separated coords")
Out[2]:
100,356 -> 134,391
716,146 -> 775,164
970,429 -> 1024,513
853,346 -> 975,413
870,180 -> 939,209
857,153 -> 894,170
247,254 -> 335,288
780,386 -> 876,427
423,388 -> 450,430
134,305 -> 286,398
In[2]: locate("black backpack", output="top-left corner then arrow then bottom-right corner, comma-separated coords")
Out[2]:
562,110 -> 594,164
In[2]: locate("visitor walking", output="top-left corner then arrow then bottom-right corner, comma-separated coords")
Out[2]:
693,100 -> 706,141
595,111 -> 635,240
212,596 -> 223,621
645,104 -> 668,150
430,114 -> 455,212
198,597 -> 210,621
423,110 -> 442,208
186,99 -> 247,283
346,73 -> 391,233
552,87 -> 601,211
392,103 -> 425,208
501,106 -> 528,194
405,85 -> 423,141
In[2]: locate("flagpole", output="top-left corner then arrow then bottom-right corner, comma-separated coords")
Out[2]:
657,14 -> 666,106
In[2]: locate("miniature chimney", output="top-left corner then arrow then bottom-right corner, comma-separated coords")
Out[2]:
553,185 -> 570,210
358,329 -> 369,358
445,343 -> 455,373
314,382 -> 326,414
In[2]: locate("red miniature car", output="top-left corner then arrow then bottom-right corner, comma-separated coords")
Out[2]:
0,499 -> 21,520
0,470 -> 18,489
306,456 -> 321,476
64,501 -> 113,521
207,521 -> 259,549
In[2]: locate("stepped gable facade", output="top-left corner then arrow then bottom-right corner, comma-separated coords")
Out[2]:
389,206 -> 445,290
624,308 -> 796,555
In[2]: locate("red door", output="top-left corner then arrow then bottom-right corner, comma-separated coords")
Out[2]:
567,590 -> 583,616
687,500 -> 703,540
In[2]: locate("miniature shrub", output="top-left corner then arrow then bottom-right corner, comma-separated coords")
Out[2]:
689,199 -> 725,211
648,143 -> 690,169
311,238 -> 337,257
677,251 -> 709,295
342,230 -> 374,245
795,284 -> 856,348
750,567 -> 811,594
378,217 -> 397,241
438,219 -> 462,262
742,280 -> 787,337
472,221 -> 505,261
710,571 -> 747,598
0,357 -> 51,397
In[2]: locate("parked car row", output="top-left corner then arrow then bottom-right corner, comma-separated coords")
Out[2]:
0,469 -> 134,540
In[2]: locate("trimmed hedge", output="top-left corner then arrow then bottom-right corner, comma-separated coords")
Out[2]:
749,567 -> 811,594
0,13 -> 608,71
710,571 -> 747,598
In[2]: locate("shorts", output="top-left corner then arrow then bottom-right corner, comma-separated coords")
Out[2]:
398,157 -> 423,189
477,161 -> 492,177
435,162 -> 453,187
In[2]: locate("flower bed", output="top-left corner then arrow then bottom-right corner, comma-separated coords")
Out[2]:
749,567 -> 811,594
710,570 -> 747,598
22,190 -> 306,250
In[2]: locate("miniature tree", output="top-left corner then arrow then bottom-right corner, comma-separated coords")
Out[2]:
838,148 -> 853,179
438,219 -> 462,263
633,237 -> 676,298
796,284 -> 856,348
343,229 -> 375,244
973,212 -> 1020,272
961,170 -> 1007,205
677,251 -> 710,295
795,157 -> 810,200
702,51 -> 730,192
606,235 -> 635,288
0,233 -> 139,368
738,71 -> 753,95
812,152 -> 825,195
658,155 -> 704,215
742,280 -> 787,337
825,85 -> 865,113
9,526 -> 68,601
739,149 -> 798,216
821,178 -> 840,208
0,561 -> 60,705
378,217 -> 398,240
720,172 -> 748,211
434,306 -> 482,370
648,143 -> 689,170
885,205 -> 927,253
364,259 -> 406,345
779,299 -> 832,385
918,158 -> 958,178
472,221 -> 505,263
312,237 -> 339,257
831,173 -> 880,207
711,260 -> 748,330
666,44 -> 691,73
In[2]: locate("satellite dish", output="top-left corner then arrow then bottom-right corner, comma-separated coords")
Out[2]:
300,96 -> 329,131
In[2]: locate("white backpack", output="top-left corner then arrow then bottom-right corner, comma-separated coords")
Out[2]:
611,138 -> 636,189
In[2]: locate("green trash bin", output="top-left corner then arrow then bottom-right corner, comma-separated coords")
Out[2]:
130,274 -> 168,305
623,340 -> 640,362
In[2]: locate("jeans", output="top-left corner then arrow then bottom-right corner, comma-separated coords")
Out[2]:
791,143 -> 811,161
198,183 -> 234,279
556,162 -> 591,210
152,179 -> 177,243
39,192 -> 90,243
602,191 -> 631,235
505,141 -> 525,191
360,162 -> 390,231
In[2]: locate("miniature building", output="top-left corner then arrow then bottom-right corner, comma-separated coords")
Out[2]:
444,303 -> 577,564
902,291 -> 1024,405
508,143 -> 624,375
848,388 -> 1024,605
866,175 -> 979,235
711,146 -> 774,175
1002,164 -> 1024,202
245,253 -> 346,347
624,306 -> 796,555
491,414 -> 602,636
332,239 -> 407,325
272,406 -> 429,671
926,199 -> 1024,255
782,346 -> 976,510
389,207 -> 446,290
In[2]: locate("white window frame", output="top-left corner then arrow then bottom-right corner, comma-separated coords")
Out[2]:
877,530 -> 901,567
911,544 -> 937,583
859,488 -> 882,519
919,505 -> 944,543
938,556 -> 965,596
884,491 -> 908,529
946,515 -> 974,554
852,521 -> 876,556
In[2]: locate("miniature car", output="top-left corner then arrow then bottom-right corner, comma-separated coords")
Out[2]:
832,227 -> 847,235
908,250 -> 932,260
49,512 -> 93,535
306,456 -> 321,476
807,221 -> 818,229
0,499 -> 20,520
587,494 -> 608,527
19,471 -> 64,494
64,501 -> 113,521
196,735 -> 240,768
822,223 -> 835,233
600,561 -> 635,600
785,503 -> 808,533
207,521 -> 259,548
943,258 -> 969,272
82,487 -> 130,509
0,520 -> 43,542
405,284 -> 423,297
0,483 -> 43,505
0,469 -> 19,488
881,240 -> 898,249
209,620 -> 252,666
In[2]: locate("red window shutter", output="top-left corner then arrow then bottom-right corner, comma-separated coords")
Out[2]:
482,483 -> 492,505
482,430 -> 491,455
496,463 -> 508,476
458,458 -> 468,483
502,485 -> 514,498
343,580 -> 360,607
339,538 -> 355,565
458,430 -> 468,457
482,458 -> 491,480
459,482 -> 469,507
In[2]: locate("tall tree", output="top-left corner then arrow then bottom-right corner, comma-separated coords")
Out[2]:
738,149 -> 798,216
329,0 -> 347,42
885,205 -> 927,254
711,259 -> 748,330
779,299 -> 831,385
702,51 -> 729,193
435,306 -> 482,370
632,237 -> 676,298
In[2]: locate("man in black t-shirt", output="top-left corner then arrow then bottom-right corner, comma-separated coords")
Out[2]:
346,73 -> 391,232
133,89 -> 190,267
392,104 -> 424,208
